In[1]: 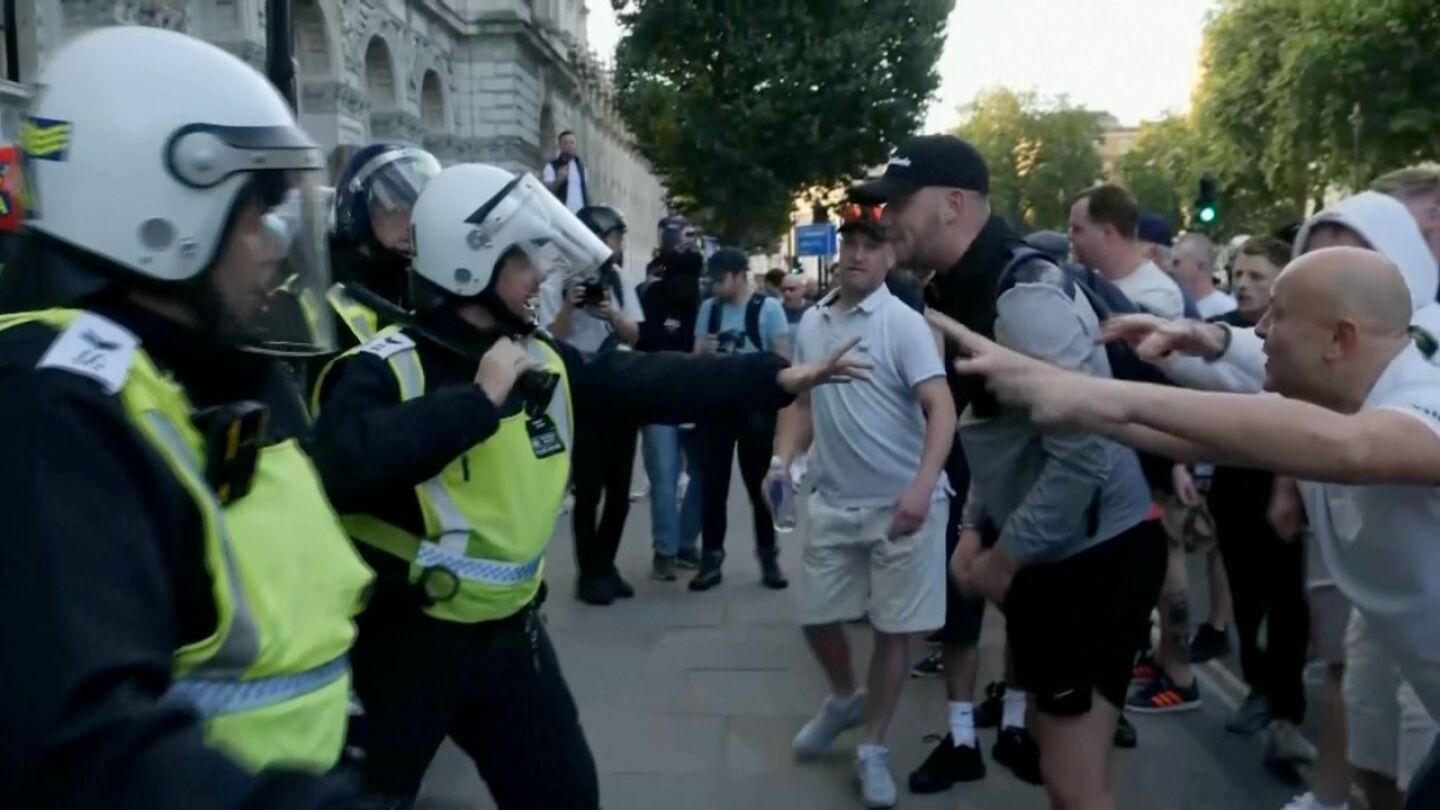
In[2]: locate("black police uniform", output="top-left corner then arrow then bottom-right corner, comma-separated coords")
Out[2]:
309,307 -> 796,807
0,298 -> 350,809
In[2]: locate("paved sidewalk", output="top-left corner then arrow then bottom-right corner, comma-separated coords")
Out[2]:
419,478 -> 1299,809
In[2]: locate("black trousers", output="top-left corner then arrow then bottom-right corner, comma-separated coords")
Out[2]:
1216,512 -> 1309,724
571,417 -> 638,579
696,413 -> 777,556
348,597 -> 599,809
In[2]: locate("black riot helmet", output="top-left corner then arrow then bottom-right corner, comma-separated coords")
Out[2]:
577,205 -> 627,239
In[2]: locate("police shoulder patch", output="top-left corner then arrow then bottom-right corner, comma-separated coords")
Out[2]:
36,312 -> 139,395
358,330 -> 416,361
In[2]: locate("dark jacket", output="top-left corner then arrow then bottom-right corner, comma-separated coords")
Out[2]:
0,298 -> 348,808
637,251 -> 704,353
1205,309 -> 1275,533
310,310 -> 794,609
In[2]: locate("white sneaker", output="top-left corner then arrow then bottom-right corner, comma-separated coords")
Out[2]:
1281,793 -> 1348,810
792,692 -> 867,757
1267,719 -> 1317,765
855,745 -> 897,809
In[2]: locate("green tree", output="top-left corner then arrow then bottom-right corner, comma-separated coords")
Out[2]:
610,0 -> 952,247
1189,0 -> 1440,235
1114,114 -> 1200,228
952,88 -> 1102,231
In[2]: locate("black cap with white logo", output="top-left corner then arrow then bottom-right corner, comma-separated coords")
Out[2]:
849,135 -> 990,205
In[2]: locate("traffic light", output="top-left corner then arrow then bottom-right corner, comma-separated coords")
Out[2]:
1195,173 -> 1219,226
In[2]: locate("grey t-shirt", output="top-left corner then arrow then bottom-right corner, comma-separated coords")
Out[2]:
794,284 -> 949,507
960,272 -> 1152,564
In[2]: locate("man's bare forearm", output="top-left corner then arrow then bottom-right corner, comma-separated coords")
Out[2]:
774,397 -> 813,465
911,381 -> 956,494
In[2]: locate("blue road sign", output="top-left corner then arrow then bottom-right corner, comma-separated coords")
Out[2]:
795,223 -> 837,257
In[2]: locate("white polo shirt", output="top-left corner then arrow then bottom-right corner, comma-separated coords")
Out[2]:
1309,344 -> 1440,718
793,283 -> 949,507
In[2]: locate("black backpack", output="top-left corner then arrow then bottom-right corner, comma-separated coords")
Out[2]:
706,292 -> 767,352
995,247 -> 1178,494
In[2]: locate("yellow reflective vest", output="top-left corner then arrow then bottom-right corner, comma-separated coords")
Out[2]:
316,326 -> 572,624
326,283 -> 380,345
0,309 -> 373,773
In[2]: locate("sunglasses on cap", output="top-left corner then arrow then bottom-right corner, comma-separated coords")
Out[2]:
841,203 -> 884,226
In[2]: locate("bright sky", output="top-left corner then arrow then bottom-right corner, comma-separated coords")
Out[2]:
586,0 -> 1214,131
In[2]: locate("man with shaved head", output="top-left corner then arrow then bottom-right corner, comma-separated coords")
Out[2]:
928,245 -> 1440,810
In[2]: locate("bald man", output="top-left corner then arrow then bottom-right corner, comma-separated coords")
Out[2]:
928,247 -> 1440,810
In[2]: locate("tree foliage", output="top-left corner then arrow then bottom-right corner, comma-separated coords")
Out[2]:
1114,115 -> 1200,229
952,88 -> 1102,232
1189,0 -> 1440,235
610,0 -> 952,247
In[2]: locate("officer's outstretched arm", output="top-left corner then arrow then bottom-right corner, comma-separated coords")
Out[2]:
563,339 -> 867,426
0,372 -> 349,808
310,353 -> 502,513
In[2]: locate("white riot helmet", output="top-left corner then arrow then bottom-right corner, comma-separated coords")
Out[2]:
410,163 -> 612,299
17,26 -> 332,354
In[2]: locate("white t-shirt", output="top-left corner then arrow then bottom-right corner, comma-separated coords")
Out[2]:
1309,344 -> 1440,718
541,159 -> 585,213
1113,260 -> 1186,319
793,283 -> 948,507
1195,289 -> 1238,320
537,269 -> 644,354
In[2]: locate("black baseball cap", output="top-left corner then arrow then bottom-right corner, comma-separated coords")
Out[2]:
850,135 -> 990,205
1137,213 -> 1173,247
706,247 -> 749,279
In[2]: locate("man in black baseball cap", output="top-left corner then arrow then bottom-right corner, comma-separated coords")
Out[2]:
855,135 -> 1165,810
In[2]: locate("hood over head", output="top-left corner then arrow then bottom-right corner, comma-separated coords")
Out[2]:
1294,191 -> 1440,335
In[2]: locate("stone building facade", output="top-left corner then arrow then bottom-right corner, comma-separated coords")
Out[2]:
1,0 -> 668,271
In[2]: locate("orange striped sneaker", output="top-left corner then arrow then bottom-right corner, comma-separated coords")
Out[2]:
1127,674 -> 1201,714
1131,653 -> 1159,685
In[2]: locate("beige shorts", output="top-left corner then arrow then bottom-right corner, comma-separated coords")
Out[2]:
798,493 -> 948,635
1344,610 -> 1440,787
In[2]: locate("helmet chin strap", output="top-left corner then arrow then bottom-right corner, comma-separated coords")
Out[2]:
476,284 -> 536,338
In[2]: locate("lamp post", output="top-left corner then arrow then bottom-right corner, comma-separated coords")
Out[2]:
1348,102 -> 1363,191
266,0 -> 296,111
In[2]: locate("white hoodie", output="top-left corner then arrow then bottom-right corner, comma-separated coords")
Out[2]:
1162,191 -> 1440,392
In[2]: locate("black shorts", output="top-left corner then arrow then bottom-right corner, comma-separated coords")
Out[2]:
1004,519 -> 1166,717
932,494 -> 987,647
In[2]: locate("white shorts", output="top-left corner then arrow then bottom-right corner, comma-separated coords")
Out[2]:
1344,609 -> 1440,787
798,492 -> 948,635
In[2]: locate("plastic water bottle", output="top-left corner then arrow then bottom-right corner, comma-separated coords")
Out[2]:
767,457 -> 798,533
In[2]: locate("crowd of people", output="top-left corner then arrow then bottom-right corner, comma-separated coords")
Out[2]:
3,21 -> 1440,810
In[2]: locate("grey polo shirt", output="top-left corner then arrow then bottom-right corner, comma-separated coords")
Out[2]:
793,283 -> 950,508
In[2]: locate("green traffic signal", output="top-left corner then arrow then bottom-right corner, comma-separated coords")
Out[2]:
1198,206 -> 1217,224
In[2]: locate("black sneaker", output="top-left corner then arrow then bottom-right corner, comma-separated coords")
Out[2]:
1114,713 -> 1138,749
910,651 -> 944,679
607,569 -> 635,599
688,550 -> 725,592
758,552 -> 789,590
908,734 -> 985,794
1126,674 -> 1202,714
974,681 -> 1006,729
1189,622 -> 1232,663
576,574 -> 615,606
675,548 -> 702,570
991,727 -> 1042,785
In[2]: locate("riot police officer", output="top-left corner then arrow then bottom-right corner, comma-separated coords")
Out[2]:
309,163 -> 866,808
0,26 -> 372,807
326,143 -> 442,348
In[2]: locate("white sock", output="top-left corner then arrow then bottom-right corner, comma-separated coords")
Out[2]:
1002,689 -> 1027,730
828,690 -> 863,711
857,742 -> 888,760
1308,796 -> 1347,810
948,701 -> 976,748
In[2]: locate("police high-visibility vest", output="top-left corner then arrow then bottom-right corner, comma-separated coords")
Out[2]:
326,283 -> 379,344
316,326 -> 572,624
0,309 -> 374,773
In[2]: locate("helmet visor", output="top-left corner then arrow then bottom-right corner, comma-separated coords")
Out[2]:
240,169 -> 334,355
363,148 -> 442,215
468,172 -> 613,284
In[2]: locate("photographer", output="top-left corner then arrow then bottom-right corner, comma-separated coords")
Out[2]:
537,205 -> 646,605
